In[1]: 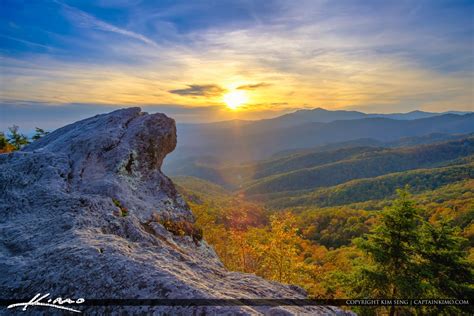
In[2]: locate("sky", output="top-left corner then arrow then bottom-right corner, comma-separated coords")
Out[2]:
1,0 -> 473,130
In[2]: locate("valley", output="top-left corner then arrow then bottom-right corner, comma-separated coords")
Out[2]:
166,108 -> 474,312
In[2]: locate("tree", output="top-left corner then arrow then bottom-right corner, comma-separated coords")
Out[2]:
7,125 -> 29,150
351,189 -> 424,315
32,127 -> 49,140
256,212 -> 305,283
0,131 -> 15,153
418,219 -> 473,315
351,188 -> 474,315
0,132 -> 7,150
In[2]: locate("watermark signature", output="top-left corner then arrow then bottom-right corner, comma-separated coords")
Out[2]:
7,293 -> 85,313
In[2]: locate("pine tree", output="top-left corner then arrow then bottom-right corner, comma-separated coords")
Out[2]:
32,127 -> 49,141
0,132 -> 7,150
418,219 -> 474,314
420,220 -> 473,297
351,189 -> 474,315
352,189 -> 424,315
7,125 -> 29,150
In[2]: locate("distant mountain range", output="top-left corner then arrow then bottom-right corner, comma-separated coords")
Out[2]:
167,108 -> 474,164
255,108 -> 471,127
169,135 -> 474,209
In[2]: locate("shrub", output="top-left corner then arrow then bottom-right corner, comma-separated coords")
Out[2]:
153,213 -> 203,243
112,198 -> 129,217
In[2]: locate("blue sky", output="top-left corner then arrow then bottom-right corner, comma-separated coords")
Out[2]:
1,0 -> 473,130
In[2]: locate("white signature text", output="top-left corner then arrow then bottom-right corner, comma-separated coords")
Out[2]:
7,293 -> 85,313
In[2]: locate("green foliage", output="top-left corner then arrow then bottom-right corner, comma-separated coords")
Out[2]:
352,189 -> 424,298
172,176 -> 231,202
1,125 -> 48,152
32,127 -> 49,141
419,220 -> 473,299
260,162 -> 474,208
0,132 -> 8,151
297,208 -> 375,248
350,190 -> 473,315
174,142 -> 473,313
250,146 -> 380,180
7,125 -> 30,150
168,136 -> 474,192
242,137 -> 473,196
112,198 -> 128,217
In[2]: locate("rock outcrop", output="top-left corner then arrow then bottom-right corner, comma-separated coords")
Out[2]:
0,108 -> 350,315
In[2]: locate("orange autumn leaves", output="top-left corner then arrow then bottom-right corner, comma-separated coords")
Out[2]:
190,201 -> 358,297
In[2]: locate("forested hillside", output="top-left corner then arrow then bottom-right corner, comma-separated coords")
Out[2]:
169,130 -> 473,315
242,138 -> 474,195
168,137 -> 474,192
174,177 -> 473,314
249,162 -> 474,208
269,132 -> 472,159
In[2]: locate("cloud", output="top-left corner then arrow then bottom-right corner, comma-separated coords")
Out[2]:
58,1 -> 158,47
169,84 -> 227,97
1,1 -> 472,117
0,35 -> 57,51
237,82 -> 271,90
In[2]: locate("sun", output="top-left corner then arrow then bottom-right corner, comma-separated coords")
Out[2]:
223,90 -> 248,110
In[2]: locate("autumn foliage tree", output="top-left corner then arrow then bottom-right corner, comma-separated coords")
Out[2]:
182,180 -> 473,311
1,126 -> 49,153
0,132 -> 15,153
250,213 -> 303,283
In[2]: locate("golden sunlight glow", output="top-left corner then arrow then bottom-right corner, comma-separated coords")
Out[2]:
223,90 -> 248,110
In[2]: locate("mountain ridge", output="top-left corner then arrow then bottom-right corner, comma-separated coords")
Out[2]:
171,113 -> 474,162
177,107 -> 473,128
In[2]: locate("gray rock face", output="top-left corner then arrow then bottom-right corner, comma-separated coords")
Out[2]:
0,108 -> 351,315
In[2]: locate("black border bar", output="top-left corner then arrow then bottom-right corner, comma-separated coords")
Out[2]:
0,299 -> 471,306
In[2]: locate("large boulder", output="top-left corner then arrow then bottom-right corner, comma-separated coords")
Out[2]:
0,108 -> 350,315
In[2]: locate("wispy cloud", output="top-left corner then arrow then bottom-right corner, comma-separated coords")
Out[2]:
169,84 -> 227,97
58,1 -> 158,47
0,35 -> 57,51
237,82 -> 271,90
1,0 -> 472,123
